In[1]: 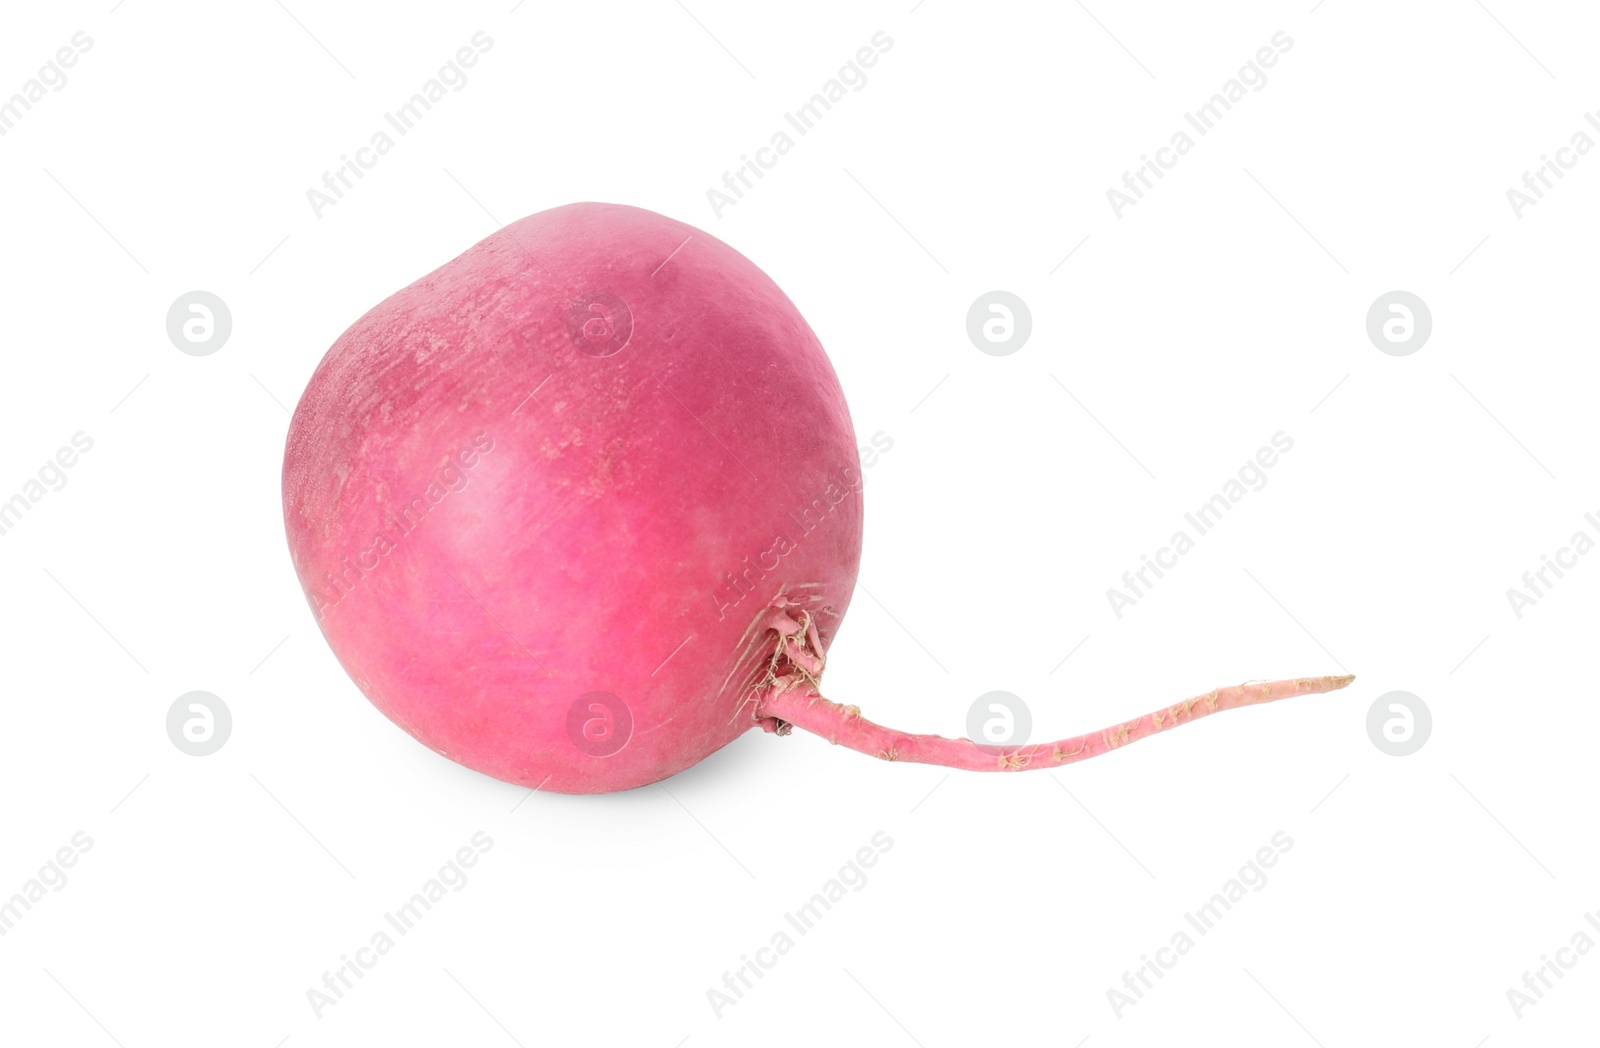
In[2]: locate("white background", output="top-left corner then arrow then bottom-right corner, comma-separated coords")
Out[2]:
2,0 -> 1596,1045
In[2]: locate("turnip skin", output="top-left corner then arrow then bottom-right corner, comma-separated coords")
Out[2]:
284,203 -> 863,794
285,202 -> 1353,796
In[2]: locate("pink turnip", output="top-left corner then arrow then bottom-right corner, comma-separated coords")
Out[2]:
282,202 -> 1351,794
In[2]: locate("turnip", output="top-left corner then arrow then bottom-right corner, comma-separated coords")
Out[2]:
282,202 -> 1352,795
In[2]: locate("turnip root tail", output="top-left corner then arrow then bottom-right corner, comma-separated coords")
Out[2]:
750,601 -> 1354,771
757,673 -> 1355,772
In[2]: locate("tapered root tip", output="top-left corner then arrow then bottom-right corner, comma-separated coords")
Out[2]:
1254,674 -> 1357,698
